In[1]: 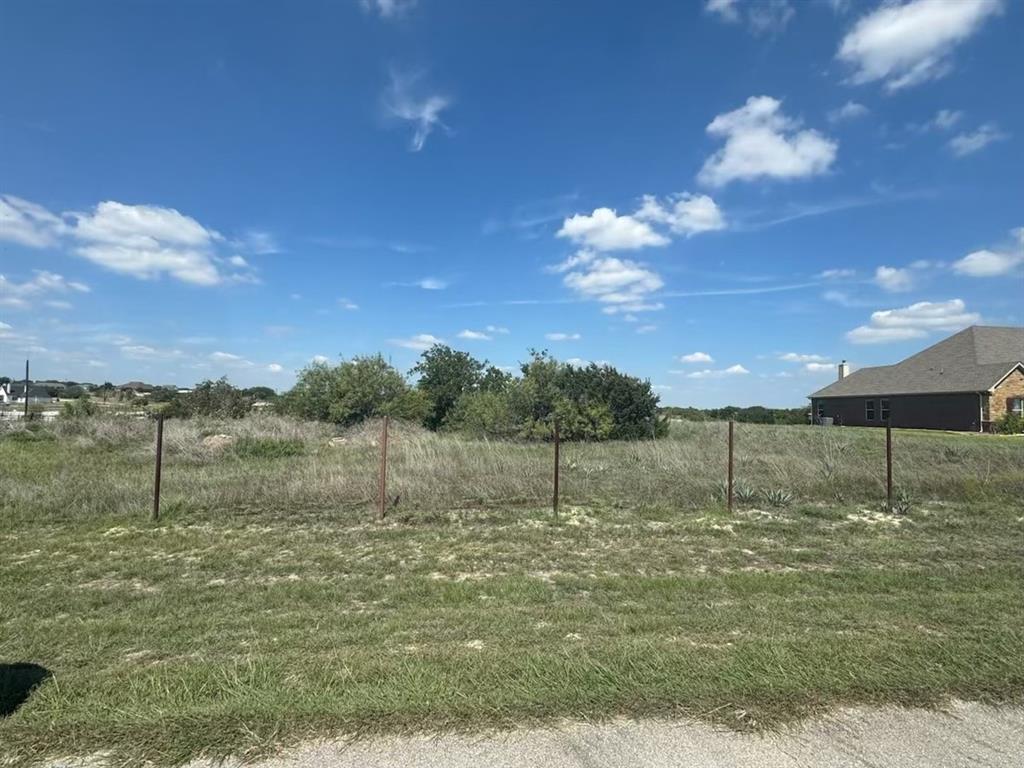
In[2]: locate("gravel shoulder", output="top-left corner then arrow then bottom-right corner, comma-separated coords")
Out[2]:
169,702 -> 1024,768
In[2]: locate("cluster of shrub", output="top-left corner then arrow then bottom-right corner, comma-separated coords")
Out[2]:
659,405 -> 809,425
276,346 -> 665,441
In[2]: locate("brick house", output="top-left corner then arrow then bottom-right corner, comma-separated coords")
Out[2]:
810,326 -> 1024,432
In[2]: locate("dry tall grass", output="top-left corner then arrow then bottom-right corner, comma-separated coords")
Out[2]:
1,414 -> 1021,522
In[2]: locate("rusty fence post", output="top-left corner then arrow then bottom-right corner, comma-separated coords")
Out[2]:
378,415 -> 389,521
727,420 -> 735,513
886,423 -> 893,513
152,413 -> 164,522
552,418 -> 560,520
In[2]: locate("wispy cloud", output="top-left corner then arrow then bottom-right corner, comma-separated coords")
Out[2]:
383,69 -> 452,152
389,333 -> 444,351
387,277 -> 448,290
948,123 -> 1008,157
545,332 -> 581,341
361,0 -> 416,19
457,329 -> 492,341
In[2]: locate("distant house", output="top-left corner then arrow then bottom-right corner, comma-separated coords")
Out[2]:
2,382 -> 56,405
810,326 -> 1024,432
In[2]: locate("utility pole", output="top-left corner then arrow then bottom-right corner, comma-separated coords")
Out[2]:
24,359 -> 29,419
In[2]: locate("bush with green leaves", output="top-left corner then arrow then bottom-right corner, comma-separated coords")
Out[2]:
278,355 -> 428,426
996,412 -> 1023,434
61,396 -> 98,418
232,437 -> 305,459
164,378 -> 254,419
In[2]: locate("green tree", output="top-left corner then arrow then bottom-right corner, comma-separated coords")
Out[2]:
280,355 -> 416,426
167,378 -> 253,418
412,345 -> 485,430
445,389 -> 519,438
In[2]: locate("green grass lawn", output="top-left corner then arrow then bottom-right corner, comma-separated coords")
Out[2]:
1,418 -> 1023,766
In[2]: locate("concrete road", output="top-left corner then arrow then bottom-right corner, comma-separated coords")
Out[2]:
191,701 -> 1024,768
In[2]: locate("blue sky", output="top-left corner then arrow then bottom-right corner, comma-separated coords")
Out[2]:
1,0 -> 1021,407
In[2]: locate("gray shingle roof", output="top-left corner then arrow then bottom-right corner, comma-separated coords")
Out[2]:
810,326 -> 1024,398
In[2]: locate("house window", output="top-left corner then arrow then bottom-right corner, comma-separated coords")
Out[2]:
865,399 -> 876,421
880,399 -> 891,422
1012,398 -> 1024,417
816,402 -> 825,420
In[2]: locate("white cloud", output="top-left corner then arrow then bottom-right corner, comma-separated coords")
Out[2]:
680,352 -> 714,364
485,324 -> 510,334
457,329 -> 492,341
684,364 -> 750,379
562,256 -> 664,309
953,249 -> 1021,277
846,298 -> 980,344
705,0 -> 739,21
927,108 -> 964,131
70,201 -> 228,285
545,332 -> 580,341
780,352 -> 829,363
948,123 -> 1008,157
237,230 -> 279,255
209,351 -> 253,367
827,101 -> 870,123
0,195 -> 66,247
819,268 -> 856,279
804,362 -> 835,373
952,229 -> 1024,276
416,277 -> 447,290
557,207 -> 669,251
338,298 -> 360,310
383,70 -> 451,152
390,333 -> 444,351
267,363 -> 284,373
120,345 -> 185,360
874,265 -> 914,292
311,355 -> 330,364
706,0 -> 794,35
698,96 -> 837,187
0,270 -> 90,310
634,193 -> 726,236
837,0 -> 1003,91
361,0 -> 416,18
1,195 -> 260,286
748,1 -> 795,35
635,325 -> 657,334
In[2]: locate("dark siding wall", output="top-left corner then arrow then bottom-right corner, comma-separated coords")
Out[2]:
812,393 -> 982,431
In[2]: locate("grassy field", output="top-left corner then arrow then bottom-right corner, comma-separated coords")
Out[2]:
1,416 -> 1023,766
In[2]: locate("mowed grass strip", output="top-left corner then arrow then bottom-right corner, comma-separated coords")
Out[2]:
2,498 -> 1023,765
1,418 -> 1023,765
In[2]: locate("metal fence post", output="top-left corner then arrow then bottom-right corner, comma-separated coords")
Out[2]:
24,359 -> 30,419
378,415 -> 389,521
552,418 -> 560,520
152,413 -> 164,522
886,423 -> 893,513
727,420 -> 735,513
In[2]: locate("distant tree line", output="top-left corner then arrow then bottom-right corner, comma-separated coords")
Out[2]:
659,405 -> 808,425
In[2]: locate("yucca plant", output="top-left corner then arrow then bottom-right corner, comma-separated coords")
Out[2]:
762,487 -> 794,508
